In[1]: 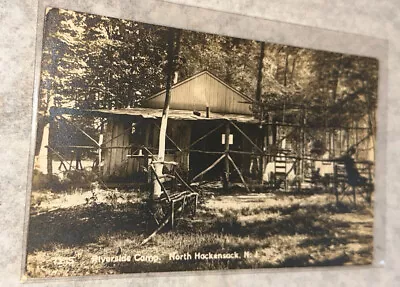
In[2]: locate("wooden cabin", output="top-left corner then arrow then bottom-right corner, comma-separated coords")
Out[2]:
46,70 -> 374,192
98,71 -> 268,182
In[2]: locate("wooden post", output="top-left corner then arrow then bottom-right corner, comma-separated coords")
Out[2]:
272,121 -> 277,150
297,111 -> 302,192
334,164 -> 339,206
194,194 -> 198,215
98,122 -> 104,173
144,123 -> 151,183
227,154 -> 250,192
355,121 -> 359,159
265,114 -> 270,163
332,129 -> 335,158
186,131 -> 190,181
171,200 -> 175,229
75,148 -> 80,170
223,121 -> 230,191
299,108 -> 305,186
259,125 -> 265,184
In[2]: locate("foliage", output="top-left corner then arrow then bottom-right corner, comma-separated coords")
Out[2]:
32,170 -> 62,191
39,8 -> 378,142
40,8 -> 169,112
32,169 -> 100,192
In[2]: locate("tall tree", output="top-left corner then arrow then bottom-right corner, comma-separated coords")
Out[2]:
153,28 -> 181,199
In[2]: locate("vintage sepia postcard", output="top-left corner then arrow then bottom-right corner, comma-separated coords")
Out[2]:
25,7 -> 379,278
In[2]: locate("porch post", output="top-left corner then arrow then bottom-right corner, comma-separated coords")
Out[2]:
223,120 -> 230,191
259,124 -> 265,184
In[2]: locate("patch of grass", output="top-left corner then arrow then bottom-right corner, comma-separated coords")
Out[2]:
26,188 -> 373,277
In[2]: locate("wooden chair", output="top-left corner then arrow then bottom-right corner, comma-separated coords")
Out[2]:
149,161 -> 199,229
333,161 -> 373,206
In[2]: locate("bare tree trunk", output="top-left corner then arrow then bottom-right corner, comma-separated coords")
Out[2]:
255,42 -> 265,103
256,41 -> 265,183
284,52 -> 289,87
153,29 -> 181,199
37,95 -> 55,174
291,54 -> 297,81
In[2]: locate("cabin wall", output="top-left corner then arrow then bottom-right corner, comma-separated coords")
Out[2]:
102,117 -> 265,184
170,120 -> 191,171
103,118 -> 192,180
103,118 -> 133,178
145,73 -> 252,115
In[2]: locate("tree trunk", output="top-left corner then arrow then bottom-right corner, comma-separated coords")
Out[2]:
255,42 -> 265,103
256,41 -> 265,183
37,94 -> 55,175
284,52 -> 289,87
291,54 -> 297,81
153,29 -> 181,199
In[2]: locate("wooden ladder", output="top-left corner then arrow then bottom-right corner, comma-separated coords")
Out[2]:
275,152 -> 287,191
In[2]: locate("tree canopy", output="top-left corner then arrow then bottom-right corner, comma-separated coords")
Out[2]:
39,8 -> 378,130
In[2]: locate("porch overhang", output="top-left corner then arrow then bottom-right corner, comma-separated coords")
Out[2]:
50,107 -> 261,124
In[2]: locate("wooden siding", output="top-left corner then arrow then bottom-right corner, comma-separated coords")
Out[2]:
103,118 -> 134,178
144,72 -> 252,115
103,118 -> 192,179
169,120 -> 191,170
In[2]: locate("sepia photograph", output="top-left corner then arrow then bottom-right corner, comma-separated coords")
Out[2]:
25,7 -> 378,278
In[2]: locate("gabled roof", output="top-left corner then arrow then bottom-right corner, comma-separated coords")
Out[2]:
144,70 -> 253,103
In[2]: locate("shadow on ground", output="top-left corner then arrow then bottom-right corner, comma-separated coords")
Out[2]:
27,190 -> 373,273
27,201 -> 147,252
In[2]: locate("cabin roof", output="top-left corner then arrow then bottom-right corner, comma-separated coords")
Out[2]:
91,108 -> 259,123
142,70 -> 254,115
145,70 -> 253,103
51,107 -> 260,124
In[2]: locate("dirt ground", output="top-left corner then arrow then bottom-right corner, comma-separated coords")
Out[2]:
25,185 -> 373,278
